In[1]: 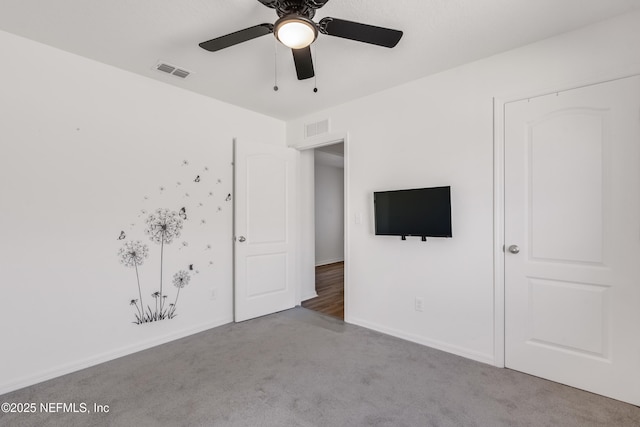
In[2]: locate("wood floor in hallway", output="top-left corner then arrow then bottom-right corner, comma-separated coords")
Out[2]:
302,261 -> 344,320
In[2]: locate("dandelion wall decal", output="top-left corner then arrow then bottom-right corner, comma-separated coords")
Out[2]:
225,194 -> 231,201
118,240 -> 149,324
145,209 -> 183,314
169,270 -> 190,317
173,270 -> 190,288
119,157 -> 221,324
151,291 -> 161,317
118,240 -> 149,267
130,299 -> 142,321
145,209 -> 183,245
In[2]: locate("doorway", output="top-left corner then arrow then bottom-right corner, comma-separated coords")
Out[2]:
301,142 -> 345,319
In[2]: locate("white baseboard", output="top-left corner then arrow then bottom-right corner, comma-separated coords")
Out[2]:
300,292 -> 318,302
0,317 -> 233,396
347,316 -> 496,366
315,258 -> 344,267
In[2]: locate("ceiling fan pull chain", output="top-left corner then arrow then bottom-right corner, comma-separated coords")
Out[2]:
313,44 -> 318,93
273,39 -> 279,91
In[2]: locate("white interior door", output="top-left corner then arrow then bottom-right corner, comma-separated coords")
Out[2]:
234,139 -> 297,322
504,76 -> 640,405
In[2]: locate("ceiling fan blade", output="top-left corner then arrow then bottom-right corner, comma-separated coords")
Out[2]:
292,46 -> 314,80
319,17 -> 402,48
199,24 -> 273,52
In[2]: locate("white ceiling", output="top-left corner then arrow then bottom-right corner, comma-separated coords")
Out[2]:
1,0 -> 639,120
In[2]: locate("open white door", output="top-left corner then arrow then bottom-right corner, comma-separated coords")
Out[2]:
234,139 -> 297,322
504,76 -> 640,405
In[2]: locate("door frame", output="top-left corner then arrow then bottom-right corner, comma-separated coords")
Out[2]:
492,72 -> 640,369
292,131 -> 350,322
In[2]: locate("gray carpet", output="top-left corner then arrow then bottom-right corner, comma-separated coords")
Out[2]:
1,307 -> 639,427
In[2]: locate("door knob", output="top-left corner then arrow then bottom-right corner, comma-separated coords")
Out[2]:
237,236 -> 246,242
508,245 -> 520,254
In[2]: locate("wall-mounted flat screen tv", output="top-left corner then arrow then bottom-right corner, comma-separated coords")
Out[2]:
374,186 -> 452,238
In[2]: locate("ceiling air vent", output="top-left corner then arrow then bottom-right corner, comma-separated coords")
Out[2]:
154,61 -> 191,79
305,119 -> 330,138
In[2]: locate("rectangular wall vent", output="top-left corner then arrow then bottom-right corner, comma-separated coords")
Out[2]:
154,61 -> 191,79
305,119 -> 330,138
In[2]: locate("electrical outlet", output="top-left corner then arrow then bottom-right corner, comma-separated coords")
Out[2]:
210,288 -> 217,301
414,297 -> 424,312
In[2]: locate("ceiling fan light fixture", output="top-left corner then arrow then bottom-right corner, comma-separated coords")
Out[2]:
274,15 -> 317,49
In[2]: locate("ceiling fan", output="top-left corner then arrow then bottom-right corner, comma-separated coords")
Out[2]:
199,0 -> 403,80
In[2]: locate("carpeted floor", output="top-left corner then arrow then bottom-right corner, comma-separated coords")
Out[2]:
1,307 -> 639,427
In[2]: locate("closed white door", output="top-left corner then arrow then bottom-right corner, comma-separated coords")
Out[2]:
504,76 -> 640,405
234,139 -> 297,322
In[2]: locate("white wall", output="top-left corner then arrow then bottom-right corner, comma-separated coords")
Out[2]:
287,10 -> 640,364
0,30 -> 285,394
314,159 -> 344,265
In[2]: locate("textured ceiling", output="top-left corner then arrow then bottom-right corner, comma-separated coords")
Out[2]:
1,0 -> 639,120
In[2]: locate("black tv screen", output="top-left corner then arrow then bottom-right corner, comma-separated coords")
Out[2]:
374,186 -> 452,238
